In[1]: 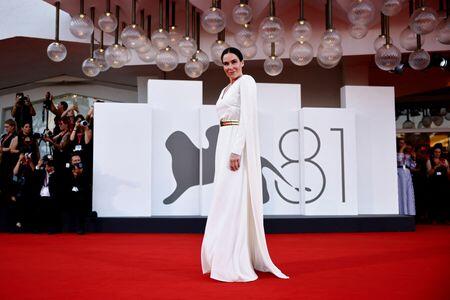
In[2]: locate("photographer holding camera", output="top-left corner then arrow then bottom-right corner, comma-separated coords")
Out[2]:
66,153 -> 90,234
17,122 -> 40,164
45,92 -> 68,136
70,115 -> 92,164
10,153 -> 36,231
11,93 -> 36,130
34,155 -> 60,233
43,116 -> 71,172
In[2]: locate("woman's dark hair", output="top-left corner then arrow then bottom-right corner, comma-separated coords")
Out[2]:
75,114 -> 85,122
221,47 -> 244,62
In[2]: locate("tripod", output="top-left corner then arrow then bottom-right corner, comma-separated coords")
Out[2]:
38,101 -> 52,155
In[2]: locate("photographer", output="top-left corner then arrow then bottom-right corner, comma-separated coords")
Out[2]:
17,122 -> 40,164
34,155 -> 60,233
44,116 -> 70,172
9,153 -> 35,231
70,115 -> 92,166
45,92 -> 68,136
1,119 -> 19,203
11,93 -> 36,130
426,145 -> 449,223
66,153 -> 90,234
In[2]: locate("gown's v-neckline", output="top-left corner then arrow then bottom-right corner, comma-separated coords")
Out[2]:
221,76 -> 243,99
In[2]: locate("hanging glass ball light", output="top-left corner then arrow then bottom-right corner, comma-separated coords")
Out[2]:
264,56 -> 283,76
234,24 -> 257,48
195,49 -> 210,72
349,23 -> 369,39
82,58 -> 100,77
135,38 -> 151,54
211,40 -> 229,66
201,6 -> 227,34
289,41 -> 313,66
317,43 -> 343,69
121,24 -> 147,49
69,14 -> 94,39
169,26 -> 183,49
381,0 -> 403,17
291,19 -> 312,42
232,3 -> 253,25
98,12 -> 118,33
320,29 -> 342,46
93,48 -> 109,71
137,44 -> 158,63
151,28 -> 170,50
436,18 -> 450,45
259,16 -> 284,42
262,38 -> 285,57
373,34 -> 392,51
347,0 -> 376,26
241,45 -> 257,59
409,6 -> 439,35
105,44 -> 128,68
375,43 -> 401,71
178,36 -> 198,58
185,58 -> 204,78
47,42 -> 67,62
156,47 -> 179,71
399,27 -> 425,51
124,47 -> 133,63
408,49 -> 430,70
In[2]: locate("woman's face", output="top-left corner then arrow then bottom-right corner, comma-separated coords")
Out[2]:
222,53 -> 244,81
22,124 -> 31,135
59,121 -> 68,131
434,149 -> 441,158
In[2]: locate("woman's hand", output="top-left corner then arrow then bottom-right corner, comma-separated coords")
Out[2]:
230,153 -> 241,171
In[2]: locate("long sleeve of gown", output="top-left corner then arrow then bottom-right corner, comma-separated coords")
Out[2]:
230,76 -> 256,156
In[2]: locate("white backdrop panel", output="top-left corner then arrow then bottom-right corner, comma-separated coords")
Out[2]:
257,83 -> 301,112
151,109 -> 201,216
148,79 -> 202,110
259,111 -> 302,215
340,86 -> 398,214
302,108 -> 358,215
93,103 -> 151,217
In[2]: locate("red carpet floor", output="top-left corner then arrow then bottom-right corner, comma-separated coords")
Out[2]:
0,225 -> 449,300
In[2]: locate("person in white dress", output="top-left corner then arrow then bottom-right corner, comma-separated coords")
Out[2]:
201,47 -> 288,282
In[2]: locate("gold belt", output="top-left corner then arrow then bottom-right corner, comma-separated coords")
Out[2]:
220,119 -> 239,127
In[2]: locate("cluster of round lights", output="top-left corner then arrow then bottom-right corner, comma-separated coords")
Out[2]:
48,0 -> 450,78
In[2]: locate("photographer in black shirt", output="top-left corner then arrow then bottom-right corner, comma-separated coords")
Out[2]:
11,93 -> 36,131
17,122 -> 40,164
10,153 -> 35,231
66,153 -> 90,234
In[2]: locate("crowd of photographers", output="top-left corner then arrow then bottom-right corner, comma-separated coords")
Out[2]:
0,92 -> 95,234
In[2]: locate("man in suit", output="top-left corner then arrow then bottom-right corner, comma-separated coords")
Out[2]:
34,155 -> 60,233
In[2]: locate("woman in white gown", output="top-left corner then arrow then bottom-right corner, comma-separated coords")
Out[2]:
201,47 -> 288,282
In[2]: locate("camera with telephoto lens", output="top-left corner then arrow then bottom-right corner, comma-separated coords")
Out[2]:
33,130 -> 52,140
16,92 -> 27,105
24,152 -> 32,160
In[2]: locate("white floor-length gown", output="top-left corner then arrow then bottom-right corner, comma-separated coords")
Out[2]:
201,74 -> 288,282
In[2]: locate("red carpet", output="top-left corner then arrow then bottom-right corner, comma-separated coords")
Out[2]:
0,225 -> 449,300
